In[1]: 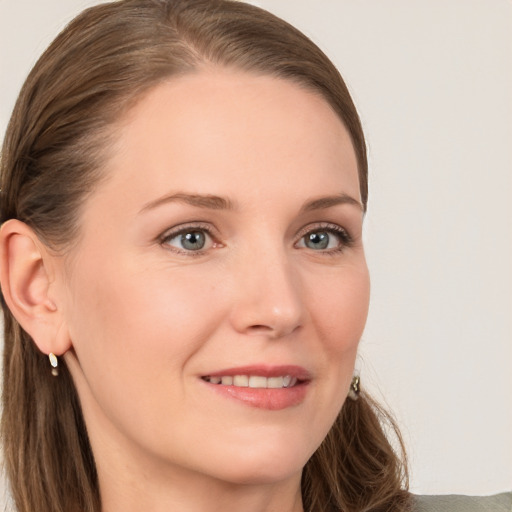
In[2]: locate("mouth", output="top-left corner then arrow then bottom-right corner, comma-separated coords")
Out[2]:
200,365 -> 310,410
201,375 -> 300,388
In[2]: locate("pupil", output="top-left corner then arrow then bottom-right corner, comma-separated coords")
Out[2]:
307,232 -> 329,250
182,232 -> 205,250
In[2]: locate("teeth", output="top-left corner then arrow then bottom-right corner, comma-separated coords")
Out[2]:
233,375 -> 249,387
205,375 -> 298,389
248,376 -> 267,388
267,376 -> 284,389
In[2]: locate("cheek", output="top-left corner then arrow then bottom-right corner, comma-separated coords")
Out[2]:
294,262 -> 369,453
66,259 -> 226,372
306,262 -> 370,355
63,258 -> 231,443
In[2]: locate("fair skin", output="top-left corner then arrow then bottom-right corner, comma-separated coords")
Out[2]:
0,70 -> 370,512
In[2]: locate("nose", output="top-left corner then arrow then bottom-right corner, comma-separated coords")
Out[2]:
229,245 -> 304,339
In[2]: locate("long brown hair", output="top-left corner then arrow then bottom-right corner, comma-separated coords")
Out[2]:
0,1 -> 409,511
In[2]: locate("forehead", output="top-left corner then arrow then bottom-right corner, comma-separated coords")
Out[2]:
95,69 -> 360,210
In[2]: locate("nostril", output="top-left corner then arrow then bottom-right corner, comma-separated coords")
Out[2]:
246,323 -> 301,338
248,325 -> 273,332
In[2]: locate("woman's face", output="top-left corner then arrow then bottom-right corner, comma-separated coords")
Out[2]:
57,70 -> 370,487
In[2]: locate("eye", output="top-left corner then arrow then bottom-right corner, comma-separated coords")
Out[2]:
303,231 -> 335,250
296,224 -> 352,253
161,226 -> 215,253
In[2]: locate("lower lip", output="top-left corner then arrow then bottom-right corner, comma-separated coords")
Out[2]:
203,381 -> 309,410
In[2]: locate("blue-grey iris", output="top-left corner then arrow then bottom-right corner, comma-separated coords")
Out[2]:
305,232 -> 329,250
181,231 -> 206,250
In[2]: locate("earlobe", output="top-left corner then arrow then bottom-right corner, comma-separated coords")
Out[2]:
0,219 -> 71,355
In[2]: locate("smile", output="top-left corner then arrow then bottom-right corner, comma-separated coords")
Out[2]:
200,365 -> 310,410
202,375 -> 299,388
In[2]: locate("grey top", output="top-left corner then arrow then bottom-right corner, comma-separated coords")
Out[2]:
413,493 -> 512,512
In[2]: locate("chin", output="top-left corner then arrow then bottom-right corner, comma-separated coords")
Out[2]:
215,460 -> 304,487
202,437 -> 313,486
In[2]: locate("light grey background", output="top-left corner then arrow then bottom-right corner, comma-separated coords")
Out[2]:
1,0 -> 511,499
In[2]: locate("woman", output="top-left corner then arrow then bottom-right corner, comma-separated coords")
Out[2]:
0,1 -> 507,512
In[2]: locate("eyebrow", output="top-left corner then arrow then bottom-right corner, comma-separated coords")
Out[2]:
139,192 -> 236,213
300,193 -> 364,213
139,191 -> 363,214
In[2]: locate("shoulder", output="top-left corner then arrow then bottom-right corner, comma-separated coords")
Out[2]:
412,492 -> 512,512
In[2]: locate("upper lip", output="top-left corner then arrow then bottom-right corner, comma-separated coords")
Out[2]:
202,365 -> 312,381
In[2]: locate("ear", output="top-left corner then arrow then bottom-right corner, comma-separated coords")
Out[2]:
0,219 -> 71,356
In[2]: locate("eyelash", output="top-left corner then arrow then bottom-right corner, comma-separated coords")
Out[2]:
296,223 -> 354,255
159,222 -> 217,256
159,222 -> 353,256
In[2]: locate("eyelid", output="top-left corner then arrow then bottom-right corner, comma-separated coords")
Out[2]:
158,222 -> 220,255
295,222 -> 354,252
157,221 -> 354,256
